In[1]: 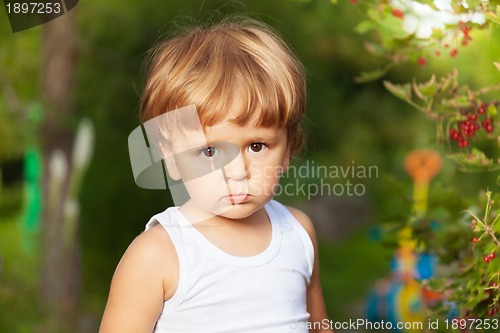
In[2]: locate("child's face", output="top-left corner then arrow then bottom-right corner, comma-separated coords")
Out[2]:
168,113 -> 289,221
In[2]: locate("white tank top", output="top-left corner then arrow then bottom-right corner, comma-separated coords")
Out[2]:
145,199 -> 314,333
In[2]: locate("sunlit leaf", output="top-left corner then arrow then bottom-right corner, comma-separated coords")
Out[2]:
487,104 -> 497,116
383,81 -> 411,102
413,82 -> 425,100
447,150 -> 500,172
354,68 -> 388,83
355,21 -> 375,34
379,15 -> 410,40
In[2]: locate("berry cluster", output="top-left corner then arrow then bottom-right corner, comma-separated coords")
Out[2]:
460,22 -> 473,46
483,252 -> 496,263
471,234 -> 497,263
448,103 -> 495,149
423,22 -> 472,64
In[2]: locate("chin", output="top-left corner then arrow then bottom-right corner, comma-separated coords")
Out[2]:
216,204 -> 257,219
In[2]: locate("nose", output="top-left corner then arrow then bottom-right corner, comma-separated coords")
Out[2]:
223,151 -> 248,181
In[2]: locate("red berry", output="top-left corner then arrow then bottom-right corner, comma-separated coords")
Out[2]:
458,139 -> 470,148
450,49 -> 458,57
468,113 -> 478,121
482,118 -> 491,128
350,0 -> 357,3
392,9 -> 404,18
449,128 -> 461,141
489,253 -> 496,259
417,57 -> 426,66
473,237 -> 478,243
485,124 -> 494,133
435,50 -> 441,57
461,38 -> 468,46
492,282 -> 498,287
478,103 -> 487,114
484,256 -> 491,263
444,43 -> 450,48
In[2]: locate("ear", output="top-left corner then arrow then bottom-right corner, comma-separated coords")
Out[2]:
162,142 -> 182,181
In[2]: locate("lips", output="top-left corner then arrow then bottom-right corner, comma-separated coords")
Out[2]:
225,194 -> 249,204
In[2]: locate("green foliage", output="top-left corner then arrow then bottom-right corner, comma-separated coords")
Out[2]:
1,0 -> 499,331
354,0 -> 500,82
424,191 -> 500,319
345,0 -> 500,326
384,70 -> 500,174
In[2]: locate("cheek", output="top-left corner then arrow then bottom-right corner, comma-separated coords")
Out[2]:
249,163 -> 284,190
183,170 -> 227,196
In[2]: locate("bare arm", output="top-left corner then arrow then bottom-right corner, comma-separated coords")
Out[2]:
288,207 -> 335,333
99,225 -> 177,333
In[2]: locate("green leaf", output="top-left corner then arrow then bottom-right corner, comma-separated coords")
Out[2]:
413,82 -> 425,100
419,75 -> 437,97
379,15 -> 410,40
355,68 -> 388,83
485,5 -> 500,25
355,62 -> 396,83
487,104 -> 497,116
447,150 -> 500,172
367,8 -> 382,22
355,21 -> 375,34
485,12 -> 500,25
442,96 -> 471,108
383,81 -> 412,102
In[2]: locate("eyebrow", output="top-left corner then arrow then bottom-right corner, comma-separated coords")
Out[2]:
246,135 -> 279,143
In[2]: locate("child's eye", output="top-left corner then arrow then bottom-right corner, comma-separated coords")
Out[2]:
198,146 -> 219,159
247,143 -> 267,154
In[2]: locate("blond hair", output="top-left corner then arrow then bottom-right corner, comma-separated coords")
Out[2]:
140,16 -> 306,156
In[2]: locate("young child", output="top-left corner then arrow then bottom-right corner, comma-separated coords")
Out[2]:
99,16 -> 333,333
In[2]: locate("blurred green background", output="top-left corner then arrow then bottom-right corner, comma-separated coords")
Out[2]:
1,0 -> 499,332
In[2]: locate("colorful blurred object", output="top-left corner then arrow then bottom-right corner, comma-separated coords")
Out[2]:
366,150 -> 442,332
21,147 -> 42,251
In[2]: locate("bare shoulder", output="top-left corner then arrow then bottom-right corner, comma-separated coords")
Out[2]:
99,223 -> 179,332
125,223 -> 179,296
125,223 -> 175,267
285,206 -> 316,242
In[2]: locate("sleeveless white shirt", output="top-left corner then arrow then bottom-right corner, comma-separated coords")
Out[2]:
145,199 -> 314,333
